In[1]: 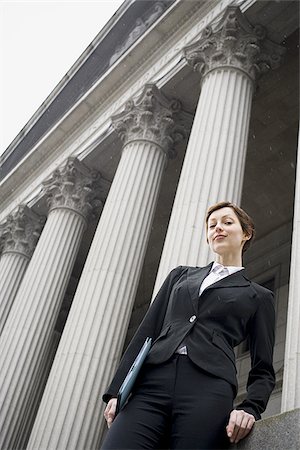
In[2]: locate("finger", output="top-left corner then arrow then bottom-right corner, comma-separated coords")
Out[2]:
226,410 -> 237,438
107,403 -> 116,426
109,401 -> 116,416
104,401 -> 114,422
106,412 -> 114,429
104,404 -> 110,417
234,415 -> 250,443
230,411 -> 243,442
244,415 -> 255,435
108,409 -> 115,420
104,401 -> 112,418
234,413 -> 255,443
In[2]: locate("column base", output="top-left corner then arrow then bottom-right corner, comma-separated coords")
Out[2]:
234,408 -> 300,450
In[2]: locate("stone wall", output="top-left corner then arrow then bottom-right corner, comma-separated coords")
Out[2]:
234,409 -> 300,450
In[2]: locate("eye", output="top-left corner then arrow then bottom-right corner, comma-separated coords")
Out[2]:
209,224 -> 216,229
225,221 -> 233,225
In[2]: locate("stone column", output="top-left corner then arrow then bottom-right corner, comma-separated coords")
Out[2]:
0,205 -> 44,335
281,124 -> 300,412
153,6 -> 285,294
0,157 -> 107,450
27,84 -> 185,450
14,296 -> 73,450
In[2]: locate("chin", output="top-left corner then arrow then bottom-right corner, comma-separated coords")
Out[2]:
212,243 -> 227,253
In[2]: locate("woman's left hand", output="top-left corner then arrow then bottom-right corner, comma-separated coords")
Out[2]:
226,409 -> 255,444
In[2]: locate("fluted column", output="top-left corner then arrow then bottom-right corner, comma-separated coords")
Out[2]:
14,296 -> 72,450
153,6 -> 285,294
0,157 -> 107,450
28,84 -> 185,450
281,123 -> 300,412
0,206 -> 44,335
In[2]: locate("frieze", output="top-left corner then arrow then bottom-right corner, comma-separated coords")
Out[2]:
0,0 -> 263,216
110,2 -> 167,66
52,0 -> 243,157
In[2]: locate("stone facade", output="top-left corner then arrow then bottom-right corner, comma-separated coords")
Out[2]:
0,1 -> 299,448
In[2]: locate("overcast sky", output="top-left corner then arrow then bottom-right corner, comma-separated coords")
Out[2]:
0,0 -> 124,155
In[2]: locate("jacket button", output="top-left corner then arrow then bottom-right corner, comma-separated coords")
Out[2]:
189,315 -> 196,323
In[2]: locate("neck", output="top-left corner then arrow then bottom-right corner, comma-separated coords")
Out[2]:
216,253 -> 243,267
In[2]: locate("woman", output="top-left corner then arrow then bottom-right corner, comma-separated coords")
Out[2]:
102,201 -> 276,449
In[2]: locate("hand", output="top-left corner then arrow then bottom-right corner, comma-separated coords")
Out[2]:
226,409 -> 255,444
104,398 -> 117,428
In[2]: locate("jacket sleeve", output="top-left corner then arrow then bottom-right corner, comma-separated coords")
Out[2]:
235,289 -> 276,420
102,266 -> 183,403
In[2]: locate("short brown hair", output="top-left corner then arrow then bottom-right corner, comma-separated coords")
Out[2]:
205,201 -> 255,253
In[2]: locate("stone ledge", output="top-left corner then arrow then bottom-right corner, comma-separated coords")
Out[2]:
233,408 -> 300,450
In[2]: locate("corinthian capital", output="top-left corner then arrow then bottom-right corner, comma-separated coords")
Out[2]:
0,205 -> 44,258
112,84 -> 186,158
184,6 -> 285,83
43,157 -> 110,220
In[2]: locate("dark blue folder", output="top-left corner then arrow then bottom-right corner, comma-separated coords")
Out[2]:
116,337 -> 152,415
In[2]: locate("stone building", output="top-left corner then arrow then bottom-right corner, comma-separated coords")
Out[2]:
0,0 -> 299,449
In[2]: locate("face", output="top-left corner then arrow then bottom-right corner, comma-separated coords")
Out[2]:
207,207 -> 250,257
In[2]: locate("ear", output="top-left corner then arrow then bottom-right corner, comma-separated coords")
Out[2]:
243,232 -> 251,242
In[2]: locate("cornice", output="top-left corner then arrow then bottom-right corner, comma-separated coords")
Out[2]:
0,1 -> 226,210
0,0 -> 295,222
0,0 -> 139,166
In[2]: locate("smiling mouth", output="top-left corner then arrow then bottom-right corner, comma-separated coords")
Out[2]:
214,235 -> 226,240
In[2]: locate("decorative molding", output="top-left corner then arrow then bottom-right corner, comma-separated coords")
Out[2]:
111,84 -> 186,158
42,157 -> 110,220
0,0 -> 236,217
0,0 -> 286,217
184,6 -> 286,83
110,2 -> 167,66
0,205 -> 44,259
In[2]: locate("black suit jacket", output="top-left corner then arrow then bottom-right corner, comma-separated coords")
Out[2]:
103,264 -> 276,420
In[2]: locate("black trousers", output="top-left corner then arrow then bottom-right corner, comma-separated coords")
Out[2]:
102,354 -> 234,450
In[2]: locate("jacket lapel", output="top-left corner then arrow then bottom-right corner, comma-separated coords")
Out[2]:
187,263 -> 213,314
187,265 -> 251,314
203,269 -> 250,293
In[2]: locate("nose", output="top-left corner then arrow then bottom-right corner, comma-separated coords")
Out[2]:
215,223 -> 223,232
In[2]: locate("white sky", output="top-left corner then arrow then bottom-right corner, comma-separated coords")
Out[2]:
0,0 -> 124,155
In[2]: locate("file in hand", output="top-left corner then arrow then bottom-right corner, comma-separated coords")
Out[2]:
116,337 -> 152,415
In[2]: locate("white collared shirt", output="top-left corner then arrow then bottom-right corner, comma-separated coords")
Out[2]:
199,261 -> 244,295
176,262 -> 244,355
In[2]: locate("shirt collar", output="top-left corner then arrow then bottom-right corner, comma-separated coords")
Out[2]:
211,261 -> 244,275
